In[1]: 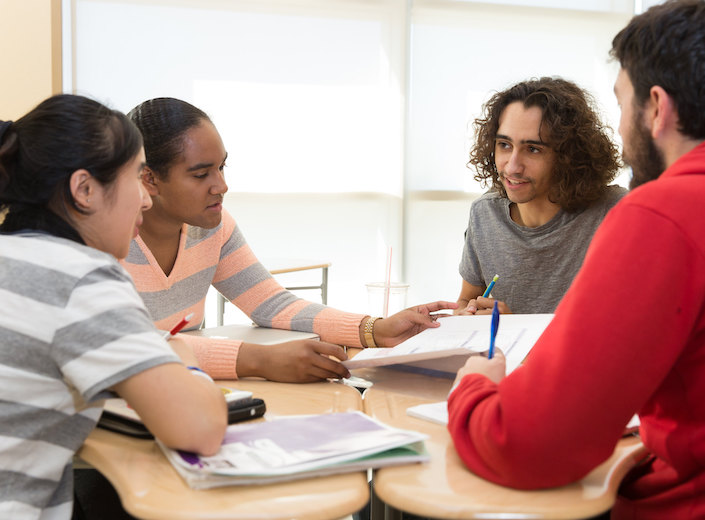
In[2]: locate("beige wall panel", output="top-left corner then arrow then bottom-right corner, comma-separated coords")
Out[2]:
0,0 -> 61,120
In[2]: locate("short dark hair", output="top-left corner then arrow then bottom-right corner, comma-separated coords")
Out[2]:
0,94 -> 142,241
610,0 -> 705,140
468,77 -> 621,212
128,98 -> 211,179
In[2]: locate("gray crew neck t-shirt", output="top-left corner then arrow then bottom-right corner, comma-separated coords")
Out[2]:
459,185 -> 626,313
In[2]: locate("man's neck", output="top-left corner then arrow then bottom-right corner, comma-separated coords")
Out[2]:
509,199 -> 561,228
662,137 -> 705,171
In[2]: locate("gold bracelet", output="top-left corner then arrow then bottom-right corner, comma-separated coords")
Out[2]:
364,316 -> 380,348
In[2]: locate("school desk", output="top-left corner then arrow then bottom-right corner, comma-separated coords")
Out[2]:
354,365 -> 649,520
78,379 -> 368,520
80,319 -> 358,520
216,259 -> 331,325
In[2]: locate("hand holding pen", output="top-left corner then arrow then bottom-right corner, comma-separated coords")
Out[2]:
452,301 -> 505,388
456,275 -> 511,315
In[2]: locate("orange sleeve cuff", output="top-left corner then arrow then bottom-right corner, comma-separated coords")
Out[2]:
313,308 -> 366,348
176,333 -> 243,380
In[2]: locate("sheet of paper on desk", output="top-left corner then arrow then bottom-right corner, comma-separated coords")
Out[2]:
406,407 -> 644,432
407,401 -> 448,425
158,411 -> 429,488
343,314 -> 554,375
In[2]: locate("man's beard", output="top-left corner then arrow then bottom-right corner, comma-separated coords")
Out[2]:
625,116 -> 666,190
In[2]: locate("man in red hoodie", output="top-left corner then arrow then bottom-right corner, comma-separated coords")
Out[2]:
448,1 -> 705,518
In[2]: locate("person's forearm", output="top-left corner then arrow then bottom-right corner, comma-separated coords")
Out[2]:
235,343 -> 265,378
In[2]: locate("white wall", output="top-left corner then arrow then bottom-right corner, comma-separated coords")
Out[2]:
404,2 -> 633,306
67,0 -> 635,323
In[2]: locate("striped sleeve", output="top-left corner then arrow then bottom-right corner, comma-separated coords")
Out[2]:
213,211 -> 365,347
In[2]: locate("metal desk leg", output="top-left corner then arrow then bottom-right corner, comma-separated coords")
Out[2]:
217,293 -> 225,327
322,266 -> 328,305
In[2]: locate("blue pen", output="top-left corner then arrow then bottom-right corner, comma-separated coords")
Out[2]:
488,301 -> 500,359
482,274 -> 499,298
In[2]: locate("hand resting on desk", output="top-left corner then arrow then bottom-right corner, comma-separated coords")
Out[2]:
237,340 -> 350,383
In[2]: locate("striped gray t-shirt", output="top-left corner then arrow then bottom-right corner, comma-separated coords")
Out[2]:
0,232 -> 179,520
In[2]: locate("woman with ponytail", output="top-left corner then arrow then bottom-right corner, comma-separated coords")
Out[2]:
0,95 -> 226,520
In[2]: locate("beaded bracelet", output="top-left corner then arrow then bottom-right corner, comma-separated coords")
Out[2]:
187,366 -> 214,382
364,316 -> 380,348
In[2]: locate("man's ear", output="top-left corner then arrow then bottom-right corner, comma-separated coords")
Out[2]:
69,169 -> 95,210
142,166 -> 160,196
647,86 -> 678,140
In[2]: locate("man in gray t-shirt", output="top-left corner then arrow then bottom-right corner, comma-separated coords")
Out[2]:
457,78 -> 627,314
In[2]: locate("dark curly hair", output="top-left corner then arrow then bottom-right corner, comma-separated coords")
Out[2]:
468,77 -> 622,212
610,0 -> 705,140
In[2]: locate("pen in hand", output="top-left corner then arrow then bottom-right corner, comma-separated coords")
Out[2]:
488,301 -> 499,360
482,274 -> 499,298
162,312 -> 195,341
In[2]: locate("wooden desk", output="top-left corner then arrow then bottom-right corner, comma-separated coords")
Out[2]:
356,367 -> 649,520
217,259 -> 331,326
81,322 -> 361,520
79,381 -> 367,520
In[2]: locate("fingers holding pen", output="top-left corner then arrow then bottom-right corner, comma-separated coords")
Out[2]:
469,297 -> 511,315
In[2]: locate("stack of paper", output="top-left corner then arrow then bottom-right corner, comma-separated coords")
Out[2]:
343,314 -> 554,376
159,411 -> 429,488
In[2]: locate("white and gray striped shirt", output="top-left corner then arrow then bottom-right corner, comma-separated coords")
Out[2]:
0,232 -> 179,520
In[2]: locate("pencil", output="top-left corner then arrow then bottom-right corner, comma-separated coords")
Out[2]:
482,274 -> 499,298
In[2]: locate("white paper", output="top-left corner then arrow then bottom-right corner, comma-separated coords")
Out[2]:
406,401 -> 448,425
344,314 -> 554,375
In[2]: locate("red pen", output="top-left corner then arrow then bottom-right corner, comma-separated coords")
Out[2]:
162,313 -> 195,340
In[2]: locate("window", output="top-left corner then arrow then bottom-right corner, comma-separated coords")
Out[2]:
67,0 -> 634,320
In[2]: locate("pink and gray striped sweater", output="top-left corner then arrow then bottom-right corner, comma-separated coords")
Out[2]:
122,209 -> 365,379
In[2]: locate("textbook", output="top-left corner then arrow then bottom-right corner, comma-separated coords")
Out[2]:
158,411 -> 429,489
343,314 -> 554,376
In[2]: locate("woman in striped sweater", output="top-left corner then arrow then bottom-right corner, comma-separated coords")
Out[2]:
0,94 -> 226,519
124,97 -> 455,383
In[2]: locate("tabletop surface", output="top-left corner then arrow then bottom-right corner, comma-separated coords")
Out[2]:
260,258 -> 331,275
354,366 -> 648,520
79,380 -> 368,520
80,328 -> 649,520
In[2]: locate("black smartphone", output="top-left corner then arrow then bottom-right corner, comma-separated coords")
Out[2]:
228,398 -> 266,423
98,397 -> 267,439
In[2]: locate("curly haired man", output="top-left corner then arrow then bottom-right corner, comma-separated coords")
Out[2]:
455,77 -> 626,314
